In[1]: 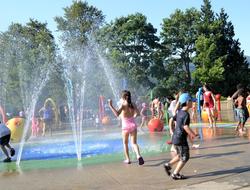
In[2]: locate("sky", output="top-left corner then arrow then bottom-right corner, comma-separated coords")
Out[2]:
0,0 -> 249,55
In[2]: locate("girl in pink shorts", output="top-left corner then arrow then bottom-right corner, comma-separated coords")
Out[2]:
109,90 -> 144,165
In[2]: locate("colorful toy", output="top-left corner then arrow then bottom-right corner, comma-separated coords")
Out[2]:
148,118 -> 164,132
6,117 -> 31,142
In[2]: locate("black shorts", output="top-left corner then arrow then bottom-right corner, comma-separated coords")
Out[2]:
0,134 -> 11,146
174,145 -> 190,162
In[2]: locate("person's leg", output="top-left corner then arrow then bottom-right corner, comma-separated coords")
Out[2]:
0,145 -> 10,158
122,131 -> 130,162
164,149 -> 180,175
5,143 -> 15,156
171,146 -> 189,179
42,121 -> 46,136
130,130 -> 141,158
210,108 -> 216,127
130,130 -> 144,165
205,108 -> 213,127
139,118 -> 145,129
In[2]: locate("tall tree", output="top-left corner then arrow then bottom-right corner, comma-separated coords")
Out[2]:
0,20 -> 56,112
213,9 -> 250,95
98,13 -> 160,93
160,8 -> 200,91
55,0 -> 104,49
192,0 -> 225,88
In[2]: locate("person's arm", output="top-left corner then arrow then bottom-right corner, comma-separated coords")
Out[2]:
231,89 -> 240,99
211,93 -> 217,109
133,103 -> 140,117
108,100 -> 122,117
173,101 -> 180,116
184,125 -> 197,139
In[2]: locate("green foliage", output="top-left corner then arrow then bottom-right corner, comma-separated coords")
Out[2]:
55,0 -> 104,49
98,13 -> 160,92
0,19 -> 56,112
160,8 -> 200,92
192,35 -> 225,84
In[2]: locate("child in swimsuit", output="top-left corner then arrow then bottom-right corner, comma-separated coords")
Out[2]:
108,90 -> 144,165
203,84 -> 217,128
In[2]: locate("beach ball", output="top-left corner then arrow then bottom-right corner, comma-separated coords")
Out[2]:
102,116 -> 110,125
6,117 -> 31,142
148,118 -> 164,132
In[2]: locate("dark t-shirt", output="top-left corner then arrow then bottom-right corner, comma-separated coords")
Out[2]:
172,110 -> 190,146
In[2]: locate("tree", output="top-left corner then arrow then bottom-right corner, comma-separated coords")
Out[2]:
192,0 -> 225,88
0,20 -> 56,112
98,13 -> 160,93
194,1 -> 250,95
212,9 -> 250,95
160,8 -> 200,91
55,0 -> 104,49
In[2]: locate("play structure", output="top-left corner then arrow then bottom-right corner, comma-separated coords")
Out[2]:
39,98 -> 59,130
44,98 -> 59,126
148,118 -> 164,132
6,117 -> 31,142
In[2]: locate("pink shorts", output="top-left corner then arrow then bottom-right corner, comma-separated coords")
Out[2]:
122,117 -> 137,133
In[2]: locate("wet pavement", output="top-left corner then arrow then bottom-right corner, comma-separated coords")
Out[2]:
1,123 -> 250,190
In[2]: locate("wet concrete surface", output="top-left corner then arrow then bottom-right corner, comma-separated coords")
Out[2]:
1,124 -> 250,190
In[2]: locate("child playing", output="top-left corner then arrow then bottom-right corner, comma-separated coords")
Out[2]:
139,102 -> 149,130
0,121 -> 15,162
203,84 -> 217,128
108,90 -> 144,165
234,89 -> 249,134
164,93 -> 198,180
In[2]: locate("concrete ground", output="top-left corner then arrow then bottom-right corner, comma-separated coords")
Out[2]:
1,127 -> 250,190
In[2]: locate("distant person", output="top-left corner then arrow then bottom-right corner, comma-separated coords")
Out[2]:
108,90 -> 144,165
203,84 -> 217,128
234,89 -> 249,134
0,121 -> 15,162
164,93 -> 198,180
151,97 -> 163,119
39,103 -> 54,136
31,115 -> 39,137
139,103 -> 149,130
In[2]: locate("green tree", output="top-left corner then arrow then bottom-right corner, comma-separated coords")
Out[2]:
160,8 -> 200,91
98,13 -> 160,93
213,9 -> 250,95
55,0 -> 104,49
0,20 -> 56,112
55,1 -> 111,109
194,1 -> 249,95
192,0 -> 225,88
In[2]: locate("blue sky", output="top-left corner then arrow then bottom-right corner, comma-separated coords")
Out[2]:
0,0 -> 249,55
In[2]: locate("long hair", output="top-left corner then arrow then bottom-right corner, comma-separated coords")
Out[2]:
121,90 -> 134,109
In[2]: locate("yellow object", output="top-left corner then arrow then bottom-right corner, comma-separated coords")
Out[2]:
201,109 -> 218,122
6,117 -> 31,142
